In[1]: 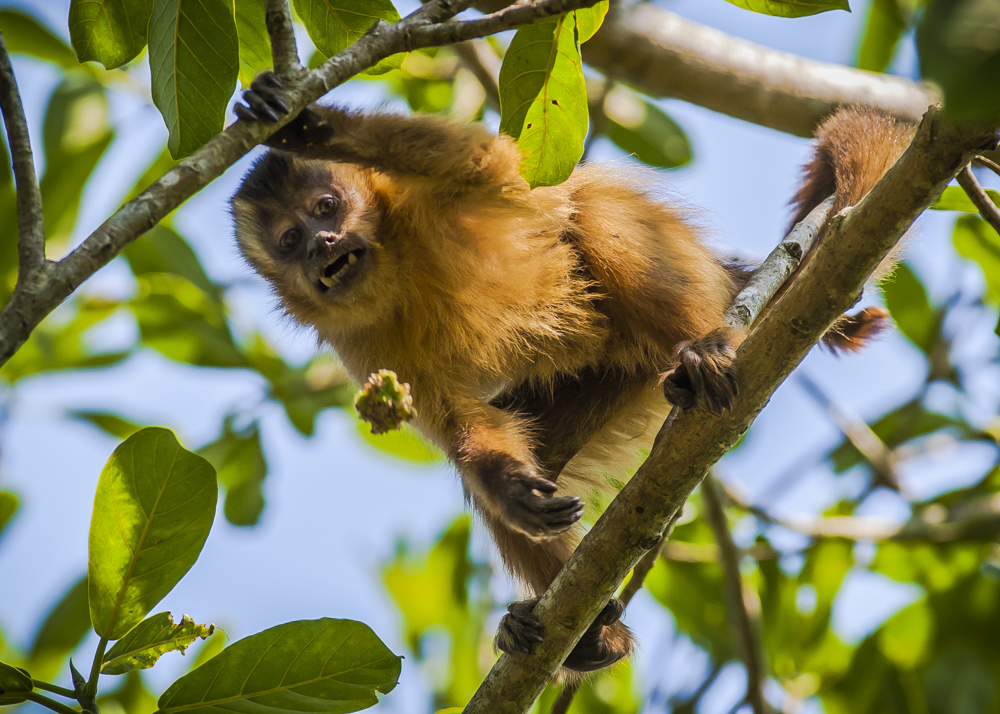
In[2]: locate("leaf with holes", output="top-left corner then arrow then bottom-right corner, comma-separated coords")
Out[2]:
149,0 -> 239,158
499,14 -> 588,187
69,0 -> 153,69
102,612 -> 214,675
89,427 -> 217,640
723,0 -> 850,16
156,619 -> 401,714
292,0 -> 402,75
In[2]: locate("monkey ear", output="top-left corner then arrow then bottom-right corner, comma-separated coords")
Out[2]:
265,108 -> 336,152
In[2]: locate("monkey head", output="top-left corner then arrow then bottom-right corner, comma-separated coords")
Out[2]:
231,151 -> 392,330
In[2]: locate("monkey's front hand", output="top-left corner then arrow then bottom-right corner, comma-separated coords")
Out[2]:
661,328 -> 738,413
234,71 -> 335,151
497,462 -> 583,539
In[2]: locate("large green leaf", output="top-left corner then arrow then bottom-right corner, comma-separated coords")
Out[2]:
0,490 -> 18,541
0,662 -> 32,705
601,88 -> 691,169
292,0 -> 402,75
123,223 -> 220,297
723,0 -> 851,16
89,428 -> 217,640
0,9 -> 79,68
499,14 -> 588,187
235,0 -> 272,87
156,619 -> 401,714
198,419 -> 268,527
881,262 -> 938,353
102,612 -> 214,675
855,0 -> 908,72
917,0 -> 1000,122
931,185 -> 1000,212
149,0 -> 239,158
953,214 -> 1000,306
28,575 -> 91,675
69,0 -> 153,69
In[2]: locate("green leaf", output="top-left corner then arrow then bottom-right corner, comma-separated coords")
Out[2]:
499,14 -> 589,187
149,0 -> 239,158
932,185 -> 1000,212
156,619 -> 401,714
574,1 -> 609,42
924,649 -> 997,714
0,9 -> 79,68
601,88 -> 692,169
878,599 -> 933,668
0,662 -> 32,705
356,419 -> 440,463
102,612 -> 214,675
723,0 -> 850,16
917,0 -> 1000,123
235,0 -> 272,87
28,576 -> 91,674
70,411 -> 144,440
89,427 -> 217,640
855,0 -> 908,72
198,419 -> 268,527
881,262 -> 938,353
69,0 -> 153,69
292,0 -> 402,75
0,490 -> 18,540
953,213 -> 1000,306
123,224 -> 220,297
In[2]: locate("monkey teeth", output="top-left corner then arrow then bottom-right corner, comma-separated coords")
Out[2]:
318,249 -> 364,291
319,275 -> 335,288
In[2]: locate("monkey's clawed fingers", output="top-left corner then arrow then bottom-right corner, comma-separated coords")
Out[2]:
504,469 -> 583,538
661,328 -> 738,413
234,72 -> 335,152
234,71 -> 290,123
496,599 -> 544,655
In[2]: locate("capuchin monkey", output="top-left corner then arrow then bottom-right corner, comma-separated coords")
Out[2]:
230,71 -> 914,672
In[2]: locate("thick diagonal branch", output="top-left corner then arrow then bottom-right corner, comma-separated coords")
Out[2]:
0,0 -> 603,366
0,33 -> 45,274
583,4 -> 938,137
462,109 -> 998,714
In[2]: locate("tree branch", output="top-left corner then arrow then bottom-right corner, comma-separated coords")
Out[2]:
583,4 -> 938,138
0,32 -> 46,275
462,108 -> 998,714
703,474 -> 768,714
957,164 -> 1000,236
0,0 -> 603,367
265,0 -> 305,79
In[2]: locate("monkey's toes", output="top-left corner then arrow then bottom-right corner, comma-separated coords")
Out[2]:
661,329 -> 738,414
496,599 -> 544,655
563,604 -> 632,672
234,72 -> 290,123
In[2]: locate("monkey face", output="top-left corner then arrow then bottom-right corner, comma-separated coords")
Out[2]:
231,152 -> 389,328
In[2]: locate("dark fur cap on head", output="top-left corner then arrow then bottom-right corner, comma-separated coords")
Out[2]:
231,150 -> 332,208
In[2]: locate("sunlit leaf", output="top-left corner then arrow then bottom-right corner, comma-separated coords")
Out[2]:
292,0 -> 402,75
0,662 -> 32,705
156,619 -> 401,714
953,214 -> 1000,306
70,411 -> 143,440
0,9 -> 79,68
499,14 -> 588,187
149,0 -> 239,158
723,0 -> 850,16
0,490 -> 18,541
102,612 -> 214,675
881,262 -> 938,353
917,0 -> 1000,122
855,0 -> 907,72
235,0 -> 272,87
878,599 -> 933,668
601,87 -> 691,168
931,185 -> 1000,212
69,0 -> 153,69
28,575 -> 91,675
198,418 -> 268,527
574,1 -> 609,42
89,428 -> 217,639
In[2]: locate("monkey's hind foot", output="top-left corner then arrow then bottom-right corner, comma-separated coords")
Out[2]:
233,71 -> 335,151
661,328 -> 738,413
495,598 -> 632,672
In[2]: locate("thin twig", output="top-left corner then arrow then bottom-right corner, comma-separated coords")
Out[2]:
265,0 -> 304,79
703,474 -> 768,714
796,371 -> 901,492
549,680 -> 579,714
957,163 -> 1000,236
453,40 -> 501,111
973,154 -> 1000,178
0,32 -> 46,274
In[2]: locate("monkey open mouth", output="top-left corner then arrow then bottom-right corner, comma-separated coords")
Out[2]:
317,246 -> 367,292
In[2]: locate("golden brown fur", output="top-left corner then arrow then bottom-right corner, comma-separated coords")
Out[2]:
231,75 -> 915,671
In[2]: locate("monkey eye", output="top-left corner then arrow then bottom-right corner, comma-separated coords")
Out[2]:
315,196 -> 337,217
278,228 -> 301,254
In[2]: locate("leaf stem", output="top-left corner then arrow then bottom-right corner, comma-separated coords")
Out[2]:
25,691 -> 82,714
84,635 -> 109,700
32,680 -> 79,699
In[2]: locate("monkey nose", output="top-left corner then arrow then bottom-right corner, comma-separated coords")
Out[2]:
308,232 -> 339,260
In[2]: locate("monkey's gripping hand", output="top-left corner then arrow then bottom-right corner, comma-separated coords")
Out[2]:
660,328 -> 739,413
234,71 -> 335,152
